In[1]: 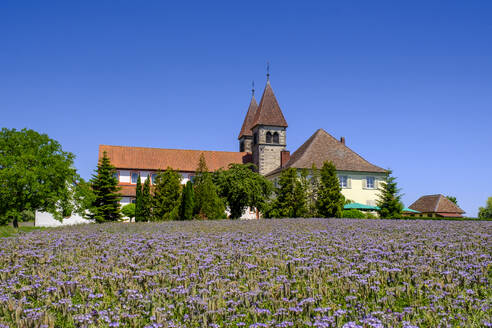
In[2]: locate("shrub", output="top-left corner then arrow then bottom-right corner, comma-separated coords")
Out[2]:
341,209 -> 366,219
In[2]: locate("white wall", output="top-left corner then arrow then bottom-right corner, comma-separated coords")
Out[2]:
35,211 -> 93,227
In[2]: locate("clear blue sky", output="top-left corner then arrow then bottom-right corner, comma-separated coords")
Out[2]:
1,1 -> 491,216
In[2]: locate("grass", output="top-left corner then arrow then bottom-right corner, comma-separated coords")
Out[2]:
0,225 -> 43,238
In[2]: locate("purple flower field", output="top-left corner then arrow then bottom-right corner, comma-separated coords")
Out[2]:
0,219 -> 490,327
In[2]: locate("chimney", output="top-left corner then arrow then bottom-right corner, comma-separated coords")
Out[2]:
281,150 -> 290,167
340,136 -> 345,145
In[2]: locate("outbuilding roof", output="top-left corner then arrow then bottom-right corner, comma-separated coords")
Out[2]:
99,145 -> 251,172
408,194 -> 465,214
267,129 -> 387,176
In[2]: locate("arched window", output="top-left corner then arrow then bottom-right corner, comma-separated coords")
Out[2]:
240,141 -> 245,152
273,132 -> 279,144
266,132 -> 272,143
253,133 -> 258,145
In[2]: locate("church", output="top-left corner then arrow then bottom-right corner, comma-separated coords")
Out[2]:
99,76 -> 387,218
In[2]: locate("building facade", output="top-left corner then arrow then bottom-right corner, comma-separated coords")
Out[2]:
98,77 -> 387,217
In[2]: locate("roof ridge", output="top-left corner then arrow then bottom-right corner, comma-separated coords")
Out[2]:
100,144 -> 249,155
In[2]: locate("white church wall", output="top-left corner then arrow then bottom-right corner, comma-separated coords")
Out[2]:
35,211 -> 93,227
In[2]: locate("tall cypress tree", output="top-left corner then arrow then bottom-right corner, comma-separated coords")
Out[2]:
316,161 -> 344,218
193,154 -> 225,219
377,170 -> 403,219
134,174 -> 143,222
141,176 -> 152,221
152,168 -> 182,220
267,168 -> 307,218
89,151 -> 121,223
179,180 -> 195,220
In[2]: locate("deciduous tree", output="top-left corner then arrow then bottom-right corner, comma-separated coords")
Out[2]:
0,128 -> 81,227
478,197 -> 492,219
214,164 -> 272,219
121,203 -> 136,222
316,161 -> 344,218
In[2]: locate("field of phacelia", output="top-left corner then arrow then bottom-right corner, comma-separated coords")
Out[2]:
0,219 -> 490,328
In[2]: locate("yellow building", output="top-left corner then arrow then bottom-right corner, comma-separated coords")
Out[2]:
265,129 -> 388,206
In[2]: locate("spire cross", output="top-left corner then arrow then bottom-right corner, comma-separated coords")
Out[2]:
266,61 -> 270,81
252,81 -> 255,96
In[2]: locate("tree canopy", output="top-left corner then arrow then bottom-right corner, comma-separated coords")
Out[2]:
88,151 -> 121,223
152,169 -> 182,220
265,168 -> 307,218
214,163 -> 272,219
377,170 -> 403,219
0,128 -> 80,227
478,197 -> 492,219
316,161 -> 344,218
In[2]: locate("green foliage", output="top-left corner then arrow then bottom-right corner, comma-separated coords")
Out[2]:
266,168 -> 308,218
135,175 -> 143,222
316,161 -> 344,218
341,209 -> 366,219
376,170 -> 404,219
446,195 -> 458,205
153,169 -> 182,221
121,203 -> 136,221
0,128 -> 80,227
478,197 -> 492,219
179,181 -> 195,220
88,152 -> 122,223
141,176 -> 152,221
0,225 -> 43,238
365,212 -> 378,219
194,155 -> 225,220
214,164 -> 273,219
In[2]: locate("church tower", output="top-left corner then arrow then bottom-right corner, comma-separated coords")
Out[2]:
238,83 -> 258,153
250,78 -> 288,175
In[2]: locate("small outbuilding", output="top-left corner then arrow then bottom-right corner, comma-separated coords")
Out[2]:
408,194 -> 465,218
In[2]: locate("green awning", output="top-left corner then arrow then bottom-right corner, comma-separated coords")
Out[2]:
402,207 -> 420,213
344,203 -> 380,211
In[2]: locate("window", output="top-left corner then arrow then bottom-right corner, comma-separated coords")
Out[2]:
113,171 -> 119,181
131,172 -> 139,184
266,132 -> 272,143
339,175 -> 348,188
240,141 -> 245,152
366,177 -> 375,189
151,173 -> 158,185
131,198 -> 136,204
273,132 -> 279,144
253,132 -> 258,145
189,174 -> 195,183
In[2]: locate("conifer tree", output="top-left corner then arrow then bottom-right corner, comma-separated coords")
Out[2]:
267,168 -> 308,218
193,155 -> 225,219
179,181 -> 195,220
377,170 -> 403,219
141,176 -> 152,221
152,168 -> 182,220
316,161 -> 344,218
134,174 -> 143,222
307,164 -> 320,217
89,151 -> 121,223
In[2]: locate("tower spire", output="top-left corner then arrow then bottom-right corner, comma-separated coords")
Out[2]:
266,61 -> 270,81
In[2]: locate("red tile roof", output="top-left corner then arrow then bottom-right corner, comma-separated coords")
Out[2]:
238,96 -> 258,139
99,145 -> 251,172
251,81 -> 288,128
409,194 -> 465,215
267,129 -> 387,175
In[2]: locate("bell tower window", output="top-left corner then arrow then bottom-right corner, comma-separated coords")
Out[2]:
266,132 -> 272,143
273,132 -> 279,144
